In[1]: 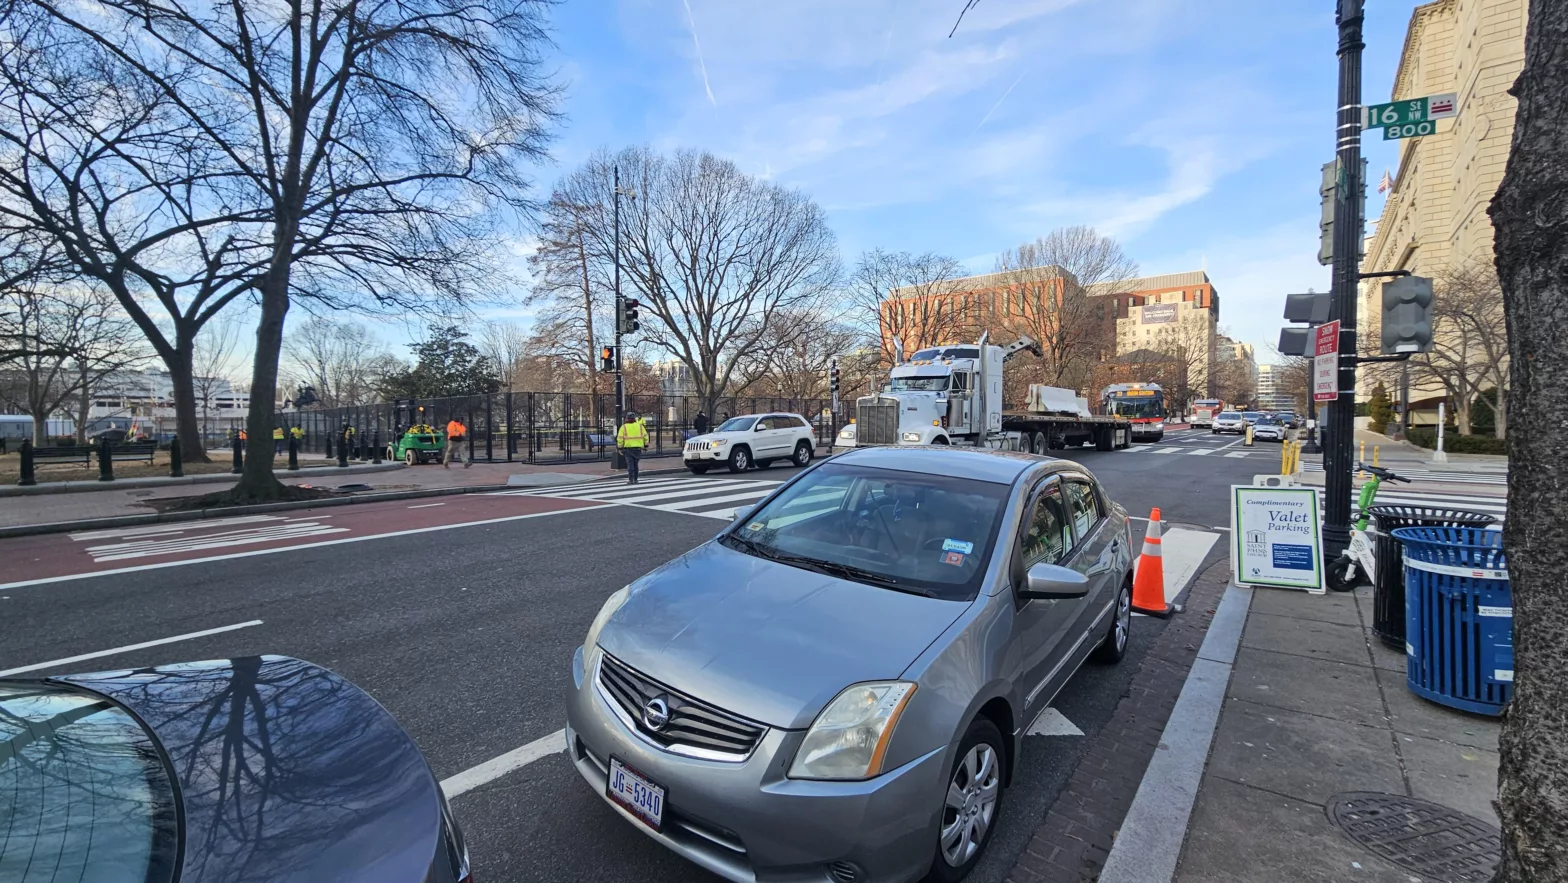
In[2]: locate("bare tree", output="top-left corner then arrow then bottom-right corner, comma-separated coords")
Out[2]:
846,249 -> 969,366
1433,261 -> 1508,437
1488,2 -> 1568,877
746,306 -> 859,400
282,317 -> 391,409
529,194 -> 613,394
1,0 -> 560,498
191,317 -> 247,440
1144,315 -> 1215,418
478,320 -> 532,392
986,227 -> 1139,391
0,284 -> 141,444
542,148 -> 840,417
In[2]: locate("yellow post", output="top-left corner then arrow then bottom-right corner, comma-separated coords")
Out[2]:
1358,440 -> 1367,478
1373,445 -> 1380,468
1289,440 -> 1299,475
1281,439 -> 1290,475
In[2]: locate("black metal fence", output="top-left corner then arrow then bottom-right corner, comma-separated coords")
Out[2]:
235,393 -> 840,465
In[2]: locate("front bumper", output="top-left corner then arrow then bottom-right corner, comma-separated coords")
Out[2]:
683,446 -> 728,462
565,646 -> 944,883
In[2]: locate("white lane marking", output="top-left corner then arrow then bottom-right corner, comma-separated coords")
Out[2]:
1186,448 -> 1213,456
441,728 -> 566,799
83,522 -> 349,562
71,515 -> 286,542
1152,447 -> 1183,455
1026,707 -> 1084,736
523,476 -> 700,497
1224,452 -> 1250,458
1218,437 -> 1246,450
652,489 -> 780,513
1160,528 -> 1221,603
586,480 -> 782,505
0,620 -> 264,678
0,505 -> 614,593
406,503 -> 447,509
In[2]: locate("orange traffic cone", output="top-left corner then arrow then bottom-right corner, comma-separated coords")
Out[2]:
1132,508 -> 1175,617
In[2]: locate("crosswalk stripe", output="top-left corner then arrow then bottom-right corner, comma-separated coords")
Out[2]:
651,489 -> 783,515
583,480 -> 781,505
522,476 -> 699,497
1224,452 -> 1250,458
1153,447 -> 1183,455
1186,448 -> 1212,456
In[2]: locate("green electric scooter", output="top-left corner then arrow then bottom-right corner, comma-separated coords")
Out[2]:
1325,462 -> 1412,592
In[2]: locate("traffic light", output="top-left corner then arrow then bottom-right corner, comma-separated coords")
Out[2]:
1283,292 -> 1331,325
600,345 -> 616,373
1318,161 -> 1336,266
1381,276 -> 1434,354
830,360 -> 840,397
1278,327 -> 1311,357
617,298 -> 641,335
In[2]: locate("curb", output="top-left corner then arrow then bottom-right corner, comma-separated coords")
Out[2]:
0,463 -> 692,539
0,462 -> 404,497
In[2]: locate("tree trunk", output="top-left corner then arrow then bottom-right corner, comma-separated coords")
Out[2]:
165,338 -> 209,462
76,368 -> 90,445
233,246 -> 293,501
1487,1 -> 1568,879
1495,381 -> 1508,439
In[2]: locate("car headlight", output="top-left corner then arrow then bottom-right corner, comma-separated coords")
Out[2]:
838,428 -> 855,439
711,438 -> 727,445
584,587 -> 630,652
789,681 -> 916,780
901,432 -> 921,442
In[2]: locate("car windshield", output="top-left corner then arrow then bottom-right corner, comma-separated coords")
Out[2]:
0,682 -> 179,883
720,462 -> 1009,601
1242,412 -> 1262,420
887,376 -> 949,392
1256,417 -> 1280,425
716,417 -> 756,432
1218,412 -> 1241,420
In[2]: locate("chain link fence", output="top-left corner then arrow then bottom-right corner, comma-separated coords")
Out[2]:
234,392 -> 840,465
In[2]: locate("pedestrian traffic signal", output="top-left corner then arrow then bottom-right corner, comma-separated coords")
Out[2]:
618,298 -> 641,335
600,345 -> 616,373
1381,276 -> 1434,354
830,360 -> 840,396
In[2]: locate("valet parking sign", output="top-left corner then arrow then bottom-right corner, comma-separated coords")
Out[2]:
1231,486 -> 1324,593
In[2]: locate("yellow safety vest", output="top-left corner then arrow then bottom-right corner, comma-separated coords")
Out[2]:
273,428 -> 284,440
290,427 -> 304,439
616,422 -> 648,448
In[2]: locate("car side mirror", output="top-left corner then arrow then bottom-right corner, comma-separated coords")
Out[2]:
1018,562 -> 1091,600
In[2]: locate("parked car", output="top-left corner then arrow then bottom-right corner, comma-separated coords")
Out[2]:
0,656 -> 471,883
1212,411 -> 1247,434
1239,411 -> 1264,426
1251,416 -> 1286,442
682,412 -> 816,474
565,446 -> 1136,883
1276,412 -> 1302,429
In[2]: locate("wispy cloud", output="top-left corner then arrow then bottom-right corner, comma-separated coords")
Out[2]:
680,0 -> 717,106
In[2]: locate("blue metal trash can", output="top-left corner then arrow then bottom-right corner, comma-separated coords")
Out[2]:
1391,526 -> 1512,716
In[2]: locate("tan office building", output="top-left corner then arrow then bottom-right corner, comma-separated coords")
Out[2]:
1358,0 -> 1524,401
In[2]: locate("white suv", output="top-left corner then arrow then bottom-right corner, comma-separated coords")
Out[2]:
683,413 -> 817,474
1211,411 -> 1247,434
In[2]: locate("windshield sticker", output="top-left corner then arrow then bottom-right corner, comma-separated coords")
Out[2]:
941,551 -> 967,567
746,521 -> 765,531
942,539 -> 975,554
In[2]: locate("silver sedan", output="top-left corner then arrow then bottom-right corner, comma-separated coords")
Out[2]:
565,446 -> 1137,882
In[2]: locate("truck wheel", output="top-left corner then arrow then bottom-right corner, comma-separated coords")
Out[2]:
1096,428 -> 1113,451
931,436 -> 950,445
1029,432 -> 1046,455
404,449 -> 416,465
727,446 -> 751,473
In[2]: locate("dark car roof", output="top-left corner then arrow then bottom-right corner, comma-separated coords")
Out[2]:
834,445 -> 1056,485
57,656 -> 445,883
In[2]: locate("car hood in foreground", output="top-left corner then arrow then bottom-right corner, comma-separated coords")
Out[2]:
597,542 -> 970,729
58,656 -> 449,883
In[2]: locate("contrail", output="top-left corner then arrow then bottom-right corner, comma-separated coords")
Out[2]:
681,0 -> 717,106
974,69 -> 1027,132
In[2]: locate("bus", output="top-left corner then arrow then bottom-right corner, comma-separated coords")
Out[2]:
1100,383 -> 1166,443
1191,399 -> 1225,429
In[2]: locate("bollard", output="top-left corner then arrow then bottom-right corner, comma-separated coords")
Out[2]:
97,438 -> 114,482
1359,440 -> 1368,478
338,433 -> 349,467
1243,424 -> 1254,446
169,435 -> 184,478
287,436 -> 299,471
324,433 -> 333,460
1373,445 -> 1380,468
18,438 -> 36,486
372,432 -> 382,464
232,436 -> 243,474
1280,439 -> 1290,476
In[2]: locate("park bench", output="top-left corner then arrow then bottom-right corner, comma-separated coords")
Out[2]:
31,441 -> 158,468
585,432 -> 615,451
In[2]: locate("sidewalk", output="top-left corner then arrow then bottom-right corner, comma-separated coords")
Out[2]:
1102,583 -> 1501,883
0,455 -> 684,532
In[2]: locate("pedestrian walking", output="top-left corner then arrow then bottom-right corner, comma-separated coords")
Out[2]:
273,425 -> 285,456
444,417 -> 469,468
290,425 -> 305,446
694,410 -> 709,435
617,411 -> 648,485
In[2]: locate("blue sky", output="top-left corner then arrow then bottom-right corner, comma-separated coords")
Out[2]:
519,0 -> 1424,364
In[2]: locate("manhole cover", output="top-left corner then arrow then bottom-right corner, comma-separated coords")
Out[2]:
1327,792 -> 1500,882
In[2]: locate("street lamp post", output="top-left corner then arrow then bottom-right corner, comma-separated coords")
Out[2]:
612,164 -> 636,470
1322,0 -> 1366,559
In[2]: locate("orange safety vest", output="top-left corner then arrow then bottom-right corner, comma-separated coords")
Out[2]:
238,430 -> 247,440
446,420 -> 466,439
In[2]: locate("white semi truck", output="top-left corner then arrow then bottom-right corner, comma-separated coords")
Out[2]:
835,334 -> 1134,454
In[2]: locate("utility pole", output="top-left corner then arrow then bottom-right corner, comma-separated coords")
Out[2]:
613,164 -> 624,470
1323,0 -> 1365,559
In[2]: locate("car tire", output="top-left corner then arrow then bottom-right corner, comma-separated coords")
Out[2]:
1092,577 -> 1133,664
727,446 -> 751,473
931,436 -> 950,445
687,463 -> 711,475
756,459 -> 774,469
404,449 -> 416,465
793,441 -> 813,467
924,717 -> 1006,883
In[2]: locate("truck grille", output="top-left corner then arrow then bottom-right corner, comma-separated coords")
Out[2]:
596,653 -> 766,761
856,399 -> 899,445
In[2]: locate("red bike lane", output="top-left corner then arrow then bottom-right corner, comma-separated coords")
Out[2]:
0,493 -> 608,590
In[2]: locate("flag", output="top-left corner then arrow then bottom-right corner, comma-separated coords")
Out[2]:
1377,168 -> 1394,194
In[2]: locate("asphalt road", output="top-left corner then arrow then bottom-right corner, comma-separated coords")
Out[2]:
0,428 -> 1273,883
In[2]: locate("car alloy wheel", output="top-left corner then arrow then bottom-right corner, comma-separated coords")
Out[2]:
728,447 -> 750,473
940,742 -> 1000,868
794,442 -> 812,466
1093,578 -> 1132,663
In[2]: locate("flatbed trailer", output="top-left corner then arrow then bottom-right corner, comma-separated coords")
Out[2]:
999,411 -> 1134,452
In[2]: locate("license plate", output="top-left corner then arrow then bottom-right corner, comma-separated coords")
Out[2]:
607,757 -> 665,831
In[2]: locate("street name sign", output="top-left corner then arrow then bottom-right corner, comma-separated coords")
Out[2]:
1231,486 -> 1324,593
1365,93 -> 1457,140
1313,320 -> 1340,404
